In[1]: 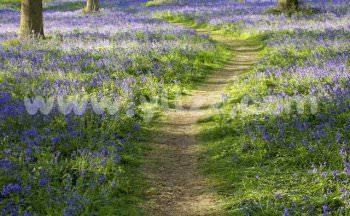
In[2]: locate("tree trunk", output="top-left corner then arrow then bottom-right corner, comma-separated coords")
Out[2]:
278,0 -> 298,10
19,0 -> 44,39
85,0 -> 99,12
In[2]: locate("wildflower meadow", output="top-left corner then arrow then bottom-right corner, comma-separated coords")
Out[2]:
0,0 -> 349,215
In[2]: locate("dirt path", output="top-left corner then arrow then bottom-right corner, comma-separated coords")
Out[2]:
142,32 -> 262,216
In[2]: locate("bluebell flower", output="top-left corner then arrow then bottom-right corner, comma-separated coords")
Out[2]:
133,124 -> 141,131
1,184 -> 22,196
283,209 -> 290,216
323,205 -> 331,212
332,171 -> 338,178
275,193 -> 282,199
336,132 -> 341,143
39,178 -> 49,187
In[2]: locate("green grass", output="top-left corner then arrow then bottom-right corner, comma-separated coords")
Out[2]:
96,127 -> 151,216
0,0 -> 20,9
196,35 -> 350,215
0,0 -> 50,10
145,0 -> 180,7
45,1 -> 85,12
0,0 -> 83,11
198,49 -> 346,215
199,102 -> 349,215
154,13 -> 259,40
0,0 -> 19,4
187,39 -> 233,89
156,10 -> 350,215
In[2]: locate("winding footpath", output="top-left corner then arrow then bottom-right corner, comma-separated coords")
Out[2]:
142,30 -> 262,215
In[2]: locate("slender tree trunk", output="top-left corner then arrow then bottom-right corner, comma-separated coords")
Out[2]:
19,0 -> 44,39
85,0 -> 99,12
278,0 -> 298,10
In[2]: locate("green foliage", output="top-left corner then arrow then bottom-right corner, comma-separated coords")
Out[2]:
45,1 -> 85,12
145,0 -> 185,7
0,0 -> 20,9
155,13 -> 259,40
158,4 -> 350,215
0,4 -> 231,214
0,0 -> 79,11
198,32 -> 350,215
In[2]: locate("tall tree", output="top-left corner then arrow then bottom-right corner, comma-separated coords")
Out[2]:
19,0 -> 44,39
278,0 -> 298,10
85,0 -> 99,12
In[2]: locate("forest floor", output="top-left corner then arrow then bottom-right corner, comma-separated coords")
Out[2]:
141,29 -> 262,215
